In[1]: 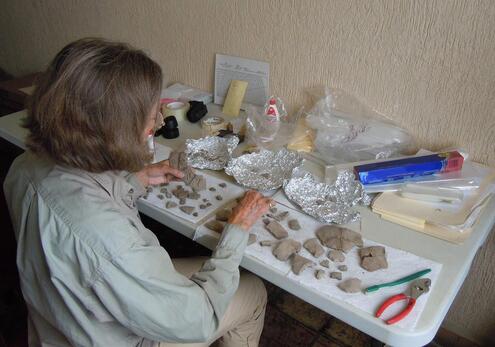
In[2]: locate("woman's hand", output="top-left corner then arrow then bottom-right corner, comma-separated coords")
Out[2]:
135,160 -> 184,187
228,190 -> 272,231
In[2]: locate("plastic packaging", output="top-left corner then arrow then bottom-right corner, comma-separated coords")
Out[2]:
304,87 -> 414,164
246,96 -> 298,149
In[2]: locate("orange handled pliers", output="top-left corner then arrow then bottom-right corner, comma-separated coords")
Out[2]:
375,278 -> 431,325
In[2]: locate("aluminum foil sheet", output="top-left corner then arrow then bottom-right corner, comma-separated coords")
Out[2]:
185,136 -> 239,170
283,170 -> 371,224
225,148 -> 303,191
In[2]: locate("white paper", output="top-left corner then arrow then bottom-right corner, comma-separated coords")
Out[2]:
195,199 -> 442,330
214,54 -> 269,107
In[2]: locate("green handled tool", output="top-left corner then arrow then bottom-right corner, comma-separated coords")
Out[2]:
364,269 -> 431,293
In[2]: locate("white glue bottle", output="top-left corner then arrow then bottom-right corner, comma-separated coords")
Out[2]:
261,97 -> 281,142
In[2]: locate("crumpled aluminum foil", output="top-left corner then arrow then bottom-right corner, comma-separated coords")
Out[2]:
185,136 -> 239,170
283,170 -> 371,224
225,148 -> 303,191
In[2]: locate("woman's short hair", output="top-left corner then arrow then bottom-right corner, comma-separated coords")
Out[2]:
25,38 -> 162,173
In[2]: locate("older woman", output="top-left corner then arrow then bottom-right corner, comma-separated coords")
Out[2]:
4,38 -> 270,347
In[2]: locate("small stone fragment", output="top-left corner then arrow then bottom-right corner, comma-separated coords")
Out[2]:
157,194 -> 164,200
202,198 -> 208,202
316,225 -> 363,252
179,206 -> 195,215
192,212 -> 198,217
327,250 -> 346,262
319,259 -> 330,268
288,219 -> 301,231
269,207 -> 278,214
338,278 -> 362,293
265,221 -> 289,239
166,201 -> 177,209
179,198 -> 186,205
215,209 -> 231,222
205,220 -> 224,233
160,188 -> 168,194
247,234 -> 257,245
215,195 -> 223,201
330,271 -> 342,280
199,204 -> 207,209
219,182 -> 227,188
262,218 -> 271,225
303,238 -> 325,258
291,254 -> 313,275
143,194 -> 148,199
165,191 -> 172,199
315,269 -> 325,280
206,202 -> 212,207
272,239 -> 302,261
359,246 -> 388,272
260,240 -> 277,247
209,187 -> 216,192
276,211 -> 289,221
338,265 -> 348,272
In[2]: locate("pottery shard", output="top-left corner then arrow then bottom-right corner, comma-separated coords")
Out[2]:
303,238 -> 325,258
327,250 -> 345,262
165,201 -> 177,209
315,225 -> 363,252
183,167 -> 196,185
291,254 -> 313,275
320,259 -> 330,268
338,278 -> 362,293
205,220 -> 224,233
330,271 -> 342,280
265,221 -> 289,240
178,151 -> 188,171
219,182 -> 227,188
172,187 -> 189,200
215,209 -> 231,222
260,240 -> 277,247
315,269 -> 325,280
276,211 -> 289,221
262,218 -> 271,225
189,175 -> 206,192
269,207 -> 278,214
187,191 -> 201,200
338,265 -> 348,272
247,233 -> 257,245
288,219 -> 301,231
359,246 -> 388,272
272,239 -> 301,261
168,151 -> 180,169
179,206 -> 195,215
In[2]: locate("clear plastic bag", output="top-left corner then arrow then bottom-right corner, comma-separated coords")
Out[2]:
305,87 -> 414,163
246,96 -> 299,150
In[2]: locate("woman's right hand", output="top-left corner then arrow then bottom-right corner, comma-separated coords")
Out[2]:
228,190 -> 272,231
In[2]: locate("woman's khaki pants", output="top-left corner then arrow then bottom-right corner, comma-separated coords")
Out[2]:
158,257 -> 267,347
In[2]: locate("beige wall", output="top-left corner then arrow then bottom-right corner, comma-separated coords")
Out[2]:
1,0 -> 494,344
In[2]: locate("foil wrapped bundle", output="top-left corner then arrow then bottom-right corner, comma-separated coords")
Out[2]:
185,136 -> 239,170
283,170 -> 371,224
225,148 -> 303,191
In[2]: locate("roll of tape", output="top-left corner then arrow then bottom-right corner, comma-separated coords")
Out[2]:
162,101 -> 189,122
201,116 -> 227,136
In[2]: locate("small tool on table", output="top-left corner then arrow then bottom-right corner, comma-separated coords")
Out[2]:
375,278 -> 431,325
364,268 -> 431,293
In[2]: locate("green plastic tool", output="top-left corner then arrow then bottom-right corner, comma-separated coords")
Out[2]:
364,269 -> 432,293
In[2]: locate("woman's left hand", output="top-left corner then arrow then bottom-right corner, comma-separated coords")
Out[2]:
135,160 -> 184,187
